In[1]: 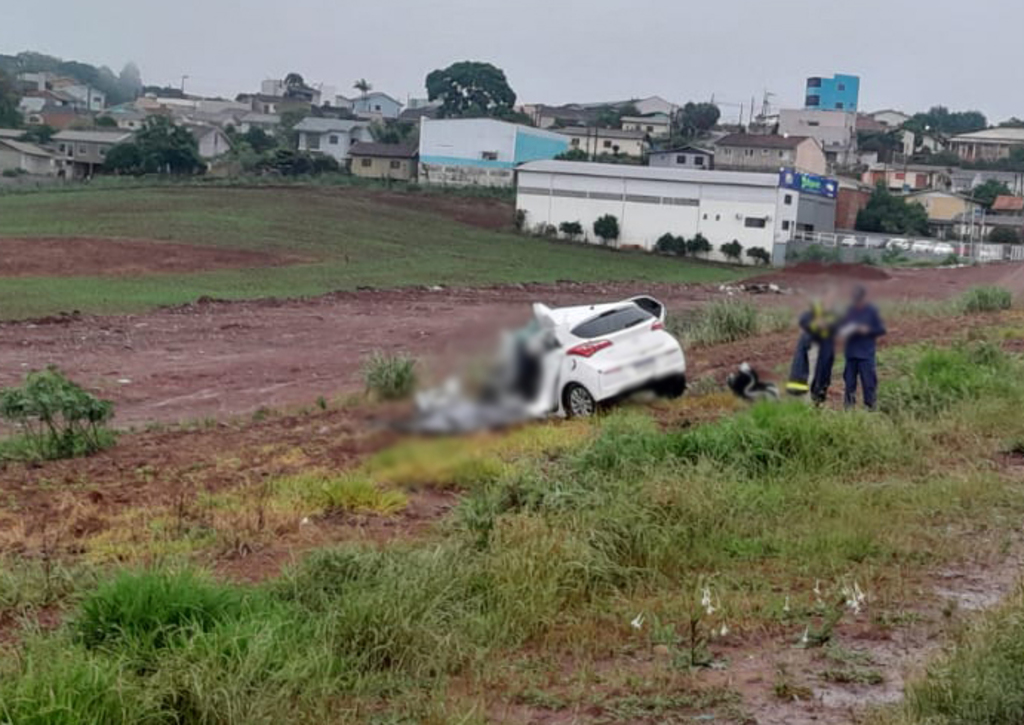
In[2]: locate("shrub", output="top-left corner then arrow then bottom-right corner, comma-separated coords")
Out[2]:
791,244 -> 842,263
655,233 -> 686,256
686,233 -> 712,257
746,246 -> 771,265
513,209 -> 527,231
362,351 -> 417,400
0,367 -> 114,460
988,226 -> 1019,244
959,285 -> 1012,313
593,214 -> 620,245
1,168 -> 27,178
558,220 -> 583,240
720,239 -> 743,261
683,300 -> 759,345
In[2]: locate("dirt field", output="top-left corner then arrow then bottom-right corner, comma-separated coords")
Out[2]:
2,263 -> 1023,428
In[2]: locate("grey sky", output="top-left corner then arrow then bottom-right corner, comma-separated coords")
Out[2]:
4,0 -> 1021,122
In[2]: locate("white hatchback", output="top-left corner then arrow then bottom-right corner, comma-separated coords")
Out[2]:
530,296 -> 687,417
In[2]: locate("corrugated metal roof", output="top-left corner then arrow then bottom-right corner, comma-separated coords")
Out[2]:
951,128 -> 1024,143
716,133 -> 809,149
348,142 -> 417,158
52,130 -> 133,144
517,160 -> 779,187
0,139 -> 53,158
991,195 -> 1024,212
293,117 -> 367,133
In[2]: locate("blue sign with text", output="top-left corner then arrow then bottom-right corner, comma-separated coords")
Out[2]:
778,169 -> 838,200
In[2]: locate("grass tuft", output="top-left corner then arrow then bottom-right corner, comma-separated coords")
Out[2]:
958,285 -> 1012,314
362,351 -> 417,401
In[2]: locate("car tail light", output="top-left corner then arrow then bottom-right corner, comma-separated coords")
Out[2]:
567,339 -> 612,358
652,321 -> 664,331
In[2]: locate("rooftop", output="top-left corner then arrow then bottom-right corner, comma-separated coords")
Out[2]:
349,142 -> 417,158
716,133 -> 809,149
650,145 -> 714,156
950,128 -> 1024,143
0,128 -> 23,139
517,159 -> 781,188
555,127 -> 647,140
0,139 -> 53,158
52,129 -> 133,144
991,195 -> 1024,212
292,117 -> 368,133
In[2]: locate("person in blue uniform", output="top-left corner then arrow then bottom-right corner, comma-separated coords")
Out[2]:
841,286 -> 886,410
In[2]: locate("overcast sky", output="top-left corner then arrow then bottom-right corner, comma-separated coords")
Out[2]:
4,0 -> 1020,123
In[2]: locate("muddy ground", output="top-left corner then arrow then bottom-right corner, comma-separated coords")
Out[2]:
3,263 -> 1024,428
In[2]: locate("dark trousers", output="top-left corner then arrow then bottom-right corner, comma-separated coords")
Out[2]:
844,357 -> 878,409
790,333 -> 834,402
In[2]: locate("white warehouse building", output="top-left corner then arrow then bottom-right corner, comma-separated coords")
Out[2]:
516,161 -> 836,263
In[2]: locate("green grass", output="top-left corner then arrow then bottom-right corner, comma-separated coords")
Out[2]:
0,187 -> 745,319
677,299 -> 793,347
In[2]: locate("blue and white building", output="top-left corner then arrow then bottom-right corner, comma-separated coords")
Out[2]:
804,73 -> 860,112
418,118 -> 570,187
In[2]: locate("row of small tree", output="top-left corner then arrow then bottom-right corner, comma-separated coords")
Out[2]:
656,233 -> 770,265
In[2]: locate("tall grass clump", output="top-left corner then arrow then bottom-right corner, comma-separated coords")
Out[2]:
680,300 -> 794,347
958,285 -> 1012,314
272,472 -> 408,514
362,351 -> 417,400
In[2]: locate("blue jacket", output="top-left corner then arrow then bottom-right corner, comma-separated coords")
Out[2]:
844,304 -> 886,360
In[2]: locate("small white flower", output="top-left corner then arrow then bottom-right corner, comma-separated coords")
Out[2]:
300,517 -> 310,525
719,624 -> 729,637
783,596 -> 791,613
843,582 -> 867,614
800,626 -> 810,645
630,613 -> 645,630
813,579 -> 822,604
701,586 -> 716,616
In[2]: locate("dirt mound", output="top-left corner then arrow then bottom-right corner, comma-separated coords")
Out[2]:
0,237 -> 306,278
780,262 -> 891,281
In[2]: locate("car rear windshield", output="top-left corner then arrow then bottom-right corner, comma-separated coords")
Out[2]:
571,306 -> 652,339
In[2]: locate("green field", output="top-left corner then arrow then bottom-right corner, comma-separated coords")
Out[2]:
0,187 -> 746,319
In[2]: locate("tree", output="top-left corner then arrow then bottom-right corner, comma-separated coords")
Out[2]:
370,119 -> 417,145
555,148 -> 589,161
95,116 -> 118,128
559,221 -> 584,241
857,129 -> 903,162
0,69 -> 21,128
354,78 -> 372,96
240,127 -> 277,154
655,233 -> 686,255
989,226 -> 1020,244
118,62 -> 143,100
905,106 -> 987,137
426,61 -> 517,119
1000,118 -> 1024,129
284,72 -> 306,92
686,234 -> 712,257
104,116 -> 203,175
972,179 -> 1012,208
855,184 -> 930,236
18,124 -> 54,144
673,102 -> 721,139
746,247 -> 771,266
720,240 -> 744,262
592,214 -> 620,246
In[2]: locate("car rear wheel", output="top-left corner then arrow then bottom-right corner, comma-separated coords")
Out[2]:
654,374 -> 687,399
563,383 -> 596,418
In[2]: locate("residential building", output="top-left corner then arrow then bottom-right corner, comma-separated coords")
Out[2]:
351,92 -> 403,120
951,169 -> 1024,196
524,104 -> 603,129
804,74 -> 859,112
648,145 -> 714,170
398,106 -> 438,123
349,142 -> 418,181
870,109 -> 911,128
293,118 -> 373,163
904,189 -> 981,239
779,108 -> 857,167
555,127 -> 647,158
0,139 -> 56,175
50,80 -> 106,111
861,164 -> 952,192
579,95 -> 678,117
0,129 -> 23,140
237,112 -> 281,133
991,195 -> 1024,216
52,129 -> 133,178
621,114 -> 671,137
188,125 -> 232,159
100,104 -> 150,130
516,160 -> 836,259
949,128 -> 1024,163
714,134 -> 827,176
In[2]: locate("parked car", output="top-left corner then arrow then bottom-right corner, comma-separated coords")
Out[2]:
840,236 -> 861,248
931,242 -> 955,256
887,238 -> 910,251
911,241 -> 935,254
531,296 -> 687,417
863,237 -> 887,249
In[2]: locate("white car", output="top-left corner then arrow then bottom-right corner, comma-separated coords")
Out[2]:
840,236 -> 861,248
911,240 -> 935,254
931,242 -> 955,256
887,238 -> 910,250
528,296 -> 687,417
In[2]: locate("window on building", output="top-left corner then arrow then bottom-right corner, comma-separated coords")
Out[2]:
745,149 -> 754,157
571,138 -> 580,147
807,121 -> 820,127
806,95 -> 820,107
58,143 -> 66,154
481,151 -> 499,160
694,156 -> 704,166
361,158 -> 372,167
895,172 -> 905,180
722,148 -> 731,155
646,125 -> 654,132
374,104 -> 381,111
99,147 -> 106,157
744,217 -> 767,228
807,77 -> 822,88
78,145 -> 87,155
329,135 -> 339,145
307,135 -> 320,150
390,160 -> 402,169
603,140 -> 612,149
778,150 -> 785,158
782,220 -> 791,231
762,149 -> 769,156
835,102 -> 844,110
784,194 -> 793,205
703,213 -> 708,220
676,155 -> 687,165
837,83 -> 846,91
715,214 -> 720,221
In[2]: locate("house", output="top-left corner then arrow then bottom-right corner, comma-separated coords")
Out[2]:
349,142 -> 417,181
418,117 -> 569,187
951,169 -> 1024,196
949,128 -> 1024,163
237,112 -> 281,133
52,129 -> 133,178
804,74 -> 859,112
714,134 -> 827,176
351,92 -> 403,120
779,109 -> 857,168
577,96 -> 678,117
398,106 -> 438,123
991,195 -> 1024,215
525,104 -> 604,129
555,127 -> 647,158
870,109 -> 911,128
904,189 -> 981,239
101,104 -> 150,130
861,164 -> 952,192
49,79 -> 106,111
187,125 -> 232,159
516,160 -> 836,259
0,129 -> 23,140
621,114 -> 671,137
293,117 -> 373,163
0,139 -> 56,176
648,145 -> 714,170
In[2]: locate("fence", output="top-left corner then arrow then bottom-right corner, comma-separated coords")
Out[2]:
777,230 -> 1024,265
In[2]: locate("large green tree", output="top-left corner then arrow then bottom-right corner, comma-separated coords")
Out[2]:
425,61 -> 516,118
855,184 -> 930,236
972,179 -> 1012,208
0,69 -> 21,127
673,102 -> 720,139
904,106 -> 986,136
104,116 -> 203,175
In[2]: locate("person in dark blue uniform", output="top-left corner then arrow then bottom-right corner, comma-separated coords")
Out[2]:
841,286 -> 886,410
786,298 -> 839,403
